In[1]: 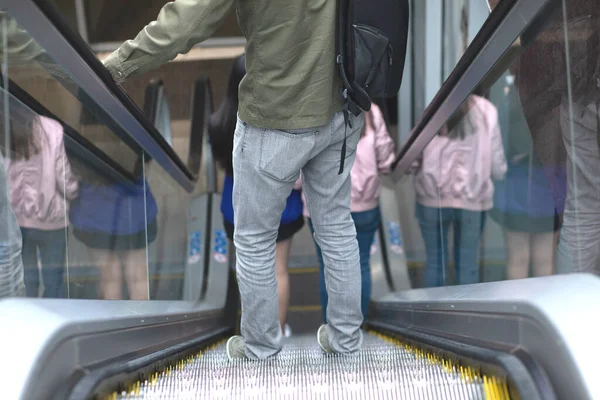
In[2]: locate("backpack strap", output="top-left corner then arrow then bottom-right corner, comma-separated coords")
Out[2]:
338,89 -> 363,175
339,103 -> 352,175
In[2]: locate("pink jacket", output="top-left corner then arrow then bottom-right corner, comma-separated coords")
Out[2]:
300,103 -> 396,216
5,116 -> 79,230
412,95 -> 507,212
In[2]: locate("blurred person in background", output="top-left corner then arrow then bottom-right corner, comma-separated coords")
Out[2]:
490,75 -> 563,279
3,114 -> 78,298
489,0 -> 600,275
412,94 -> 507,287
69,157 -> 157,301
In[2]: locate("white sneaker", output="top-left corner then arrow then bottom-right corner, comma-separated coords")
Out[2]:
226,335 -> 247,360
284,324 -> 292,338
317,324 -> 333,354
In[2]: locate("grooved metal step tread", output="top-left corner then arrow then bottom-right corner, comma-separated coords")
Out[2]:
111,333 -> 509,399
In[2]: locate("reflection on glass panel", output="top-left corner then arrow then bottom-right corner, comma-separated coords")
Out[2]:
0,92 -> 78,298
410,92 -> 506,287
442,0 -> 469,80
0,12 -> 157,300
66,154 -> 153,300
0,153 -> 23,297
441,0 -> 491,80
0,14 -> 140,175
119,58 -> 238,168
487,72 -> 562,280
407,0 -> 598,287
145,162 -> 191,300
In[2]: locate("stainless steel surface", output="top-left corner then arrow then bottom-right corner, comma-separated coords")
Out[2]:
202,89 -> 217,194
202,194 -> 230,306
2,0 -> 195,192
371,273 -> 600,400
183,195 -> 209,302
113,333 -> 501,399
0,298 -> 231,400
391,0 -> 549,180
378,178 -> 412,293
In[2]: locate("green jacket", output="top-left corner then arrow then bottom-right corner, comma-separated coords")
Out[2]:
103,0 -> 343,130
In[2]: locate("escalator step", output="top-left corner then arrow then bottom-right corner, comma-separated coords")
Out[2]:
108,332 -> 509,399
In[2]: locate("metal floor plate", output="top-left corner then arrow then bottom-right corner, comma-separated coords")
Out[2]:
112,332 -> 506,399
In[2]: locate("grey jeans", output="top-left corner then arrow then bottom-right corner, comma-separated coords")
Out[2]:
233,111 -> 364,359
557,98 -> 600,274
0,152 -> 24,298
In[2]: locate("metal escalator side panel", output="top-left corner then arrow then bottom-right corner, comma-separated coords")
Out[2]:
0,298 -> 227,400
369,222 -> 393,301
188,78 -> 212,178
183,195 -> 209,301
195,77 -> 217,195
378,179 -> 412,292
370,274 -> 600,400
201,193 -> 230,309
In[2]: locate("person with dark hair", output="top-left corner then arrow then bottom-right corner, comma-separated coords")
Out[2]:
3,114 -> 78,298
210,55 -> 303,337
103,0 -> 364,361
412,95 -> 507,287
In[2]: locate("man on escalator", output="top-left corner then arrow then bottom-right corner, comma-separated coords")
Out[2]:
102,0 -> 364,360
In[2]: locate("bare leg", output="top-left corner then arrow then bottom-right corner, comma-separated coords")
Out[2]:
531,231 -> 559,277
275,238 -> 292,332
504,230 -> 531,280
92,249 -> 122,299
123,249 -> 149,300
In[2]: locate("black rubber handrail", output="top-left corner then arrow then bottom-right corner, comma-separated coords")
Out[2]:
391,0 -> 518,171
143,79 -> 163,129
189,77 -> 213,178
30,0 -> 197,184
143,77 -> 210,178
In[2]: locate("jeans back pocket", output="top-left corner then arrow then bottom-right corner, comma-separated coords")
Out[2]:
259,128 -> 318,182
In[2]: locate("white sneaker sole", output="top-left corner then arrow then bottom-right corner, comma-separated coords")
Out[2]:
317,325 -> 332,354
226,336 -> 242,361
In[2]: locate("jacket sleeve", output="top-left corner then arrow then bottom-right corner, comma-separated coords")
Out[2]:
371,105 -> 396,174
52,123 -> 79,200
103,0 -> 235,82
490,109 -> 508,181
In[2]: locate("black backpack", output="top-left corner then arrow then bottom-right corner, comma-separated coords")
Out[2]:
337,0 -> 410,115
